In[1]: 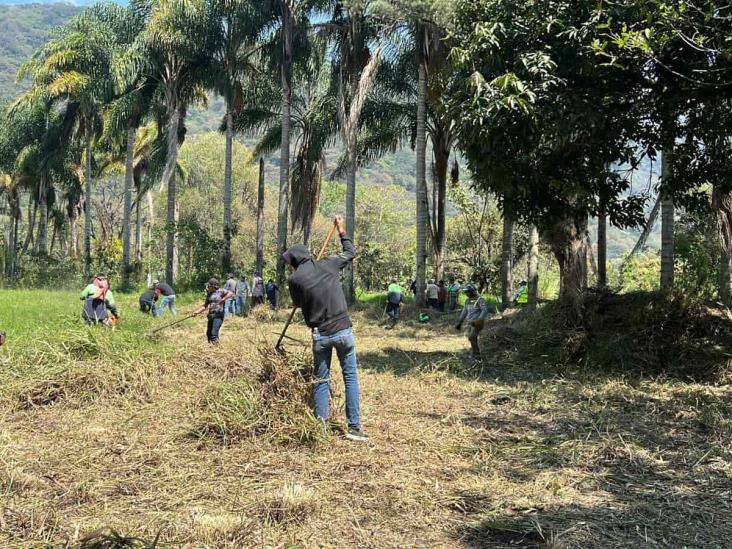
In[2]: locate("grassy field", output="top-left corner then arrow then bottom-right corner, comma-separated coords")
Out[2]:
0,291 -> 731,548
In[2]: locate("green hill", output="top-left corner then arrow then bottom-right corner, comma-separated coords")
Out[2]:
0,3 -> 81,100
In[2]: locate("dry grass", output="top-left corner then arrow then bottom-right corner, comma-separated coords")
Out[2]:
0,298 -> 731,548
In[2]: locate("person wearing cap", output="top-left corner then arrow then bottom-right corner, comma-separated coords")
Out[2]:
455,284 -> 489,358
282,215 -> 368,442
80,273 -> 119,326
192,278 -> 234,344
154,280 -> 177,318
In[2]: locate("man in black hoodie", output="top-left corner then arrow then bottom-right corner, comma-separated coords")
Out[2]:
283,215 -> 368,442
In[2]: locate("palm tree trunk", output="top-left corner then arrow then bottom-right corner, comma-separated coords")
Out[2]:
415,61 -> 428,308
36,178 -> 48,255
135,196 -> 143,266
256,156 -> 265,277
500,210 -> 514,308
276,7 -> 293,291
631,195 -> 661,258
713,185 -> 732,306
434,146 -> 449,281
527,224 -> 539,312
22,193 -> 36,253
597,204 -> 607,288
84,131 -> 93,278
122,123 -> 136,289
660,147 -> 674,290
344,139 -> 357,303
163,104 -> 181,284
223,108 -> 234,273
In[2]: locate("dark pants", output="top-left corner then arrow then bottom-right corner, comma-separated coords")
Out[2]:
438,300 -> 446,312
386,302 -> 400,323
206,314 -> 224,344
427,298 -> 439,309
251,296 -> 264,307
139,298 -> 157,316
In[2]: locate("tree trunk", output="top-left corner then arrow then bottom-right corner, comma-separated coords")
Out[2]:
527,224 -> 539,312
434,144 -> 449,281
660,147 -> 674,290
631,195 -> 661,258
122,123 -> 136,289
36,178 -> 48,255
276,8 -> 292,291
500,210 -> 514,308
713,185 -> 732,306
597,204 -> 607,288
415,62 -> 428,307
256,156 -> 265,277
22,194 -> 36,253
344,136 -> 357,304
163,104 -> 181,284
546,212 -> 588,312
223,108 -> 234,273
70,210 -> 79,259
84,131 -> 93,278
135,195 -> 143,267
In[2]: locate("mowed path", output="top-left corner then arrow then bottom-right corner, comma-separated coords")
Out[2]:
1,311 -> 731,548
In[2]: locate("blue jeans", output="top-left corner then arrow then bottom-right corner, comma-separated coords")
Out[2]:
235,296 -> 247,315
224,298 -> 236,319
158,295 -> 176,317
312,327 -> 361,430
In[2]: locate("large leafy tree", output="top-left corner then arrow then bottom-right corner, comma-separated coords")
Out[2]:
451,0 -> 649,312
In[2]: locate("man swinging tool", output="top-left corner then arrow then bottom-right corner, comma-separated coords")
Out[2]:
282,215 -> 368,442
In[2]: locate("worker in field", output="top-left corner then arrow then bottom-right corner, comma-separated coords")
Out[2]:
235,273 -> 251,316
192,278 -> 234,344
0,331 -> 5,346
282,214 -> 368,442
251,273 -> 265,307
385,278 -> 404,328
154,280 -> 177,318
437,280 -> 447,312
80,273 -> 119,326
513,280 -> 529,305
447,278 -> 461,311
455,283 -> 489,359
266,279 -> 279,310
426,279 -> 439,309
224,274 -> 237,319
139,286 -> 158,316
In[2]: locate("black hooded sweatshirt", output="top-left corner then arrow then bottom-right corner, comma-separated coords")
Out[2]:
283,237 -> 356,336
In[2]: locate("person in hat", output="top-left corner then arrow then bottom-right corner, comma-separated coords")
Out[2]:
282,215 -> 368,442
192,278 -> 234,344
455,284 -> 489,358
80,273 -> 119,326
154,280 -> 177,317
513,280 -> 529,305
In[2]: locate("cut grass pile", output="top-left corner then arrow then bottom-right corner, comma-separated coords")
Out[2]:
0,290 -> 731,547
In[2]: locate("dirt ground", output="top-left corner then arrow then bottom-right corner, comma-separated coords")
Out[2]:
1,306 -> 731,548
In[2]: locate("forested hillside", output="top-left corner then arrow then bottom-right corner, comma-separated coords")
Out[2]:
0,4 -> 80,100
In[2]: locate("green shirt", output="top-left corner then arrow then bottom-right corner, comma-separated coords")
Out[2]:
388,283 -> 403,294
80,284 -> 116,306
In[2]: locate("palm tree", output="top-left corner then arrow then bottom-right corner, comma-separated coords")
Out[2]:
527,224 -> 539,312
232,50 -> 338,243
120,0 -> 216,283
15,3 -> 128,275
329,1 -> 382,303
209,0 -> 273,273
500,210 -> 513,308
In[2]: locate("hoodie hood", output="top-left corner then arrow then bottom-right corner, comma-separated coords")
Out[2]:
282,244 -> 312,268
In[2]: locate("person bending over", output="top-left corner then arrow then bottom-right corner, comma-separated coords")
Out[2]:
282,215 -> 368,442
80,273 -> 119,326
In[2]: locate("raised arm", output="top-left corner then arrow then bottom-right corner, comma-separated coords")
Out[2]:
327,215 -> 356,269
